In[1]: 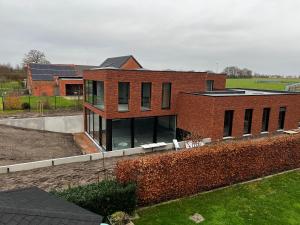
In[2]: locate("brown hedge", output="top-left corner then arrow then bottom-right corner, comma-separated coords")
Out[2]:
115,134 -> 300,205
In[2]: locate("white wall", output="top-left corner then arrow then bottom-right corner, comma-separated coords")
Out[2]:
0,115 -> 83,133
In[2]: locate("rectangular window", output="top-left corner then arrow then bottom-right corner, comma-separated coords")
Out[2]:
206,80 -> 214,91
86,80 -> 93,104
118,82 -> 130,111
243,109 -> 253,134
162,83 -> 171,109
89,110 -> 94,137
112,119 -> 132,150
261,108 -> 271,132
157,116 -> 176,142
93,81 -> 104,110
223,110 -> 234,137
135,117 -> 155,146
278,107 -> 286,130
141,82 -> 151,110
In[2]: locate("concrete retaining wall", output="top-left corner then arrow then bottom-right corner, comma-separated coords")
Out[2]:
0,115 -> 83,133
0,141 -> 185,174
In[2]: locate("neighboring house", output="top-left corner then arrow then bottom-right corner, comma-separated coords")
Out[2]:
26,63 -> 95,96
83,62 -> 300,151
99,55 -> 142,69
0,187 -> 102,225
26,55 -> 142,96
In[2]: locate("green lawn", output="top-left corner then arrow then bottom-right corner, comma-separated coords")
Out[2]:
134,170 -> 300,225
226,78 -> 300,91
0,96 -> 82,111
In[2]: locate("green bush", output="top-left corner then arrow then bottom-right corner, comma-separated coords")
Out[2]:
51,180 -> 137,217
21,102 -> 30,110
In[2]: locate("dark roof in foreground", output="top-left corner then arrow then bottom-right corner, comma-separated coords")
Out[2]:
29,63 -> 97,81
99,55 -> 142,68
0,187 -> 102,225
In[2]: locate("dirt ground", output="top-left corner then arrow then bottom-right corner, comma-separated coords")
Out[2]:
0,154 -> 142,192
0,125 -> 82,166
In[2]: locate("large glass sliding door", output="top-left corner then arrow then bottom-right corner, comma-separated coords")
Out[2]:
112,119 -> 131,150
134,117 -> 155,146
157,116 -> 176,142
109,115 -> 176,150
85,108 -> 107,150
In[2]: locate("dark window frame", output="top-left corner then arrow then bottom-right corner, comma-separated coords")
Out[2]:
141,82 -> 152,110
223,110 -> 234,137
118,82 -> 130,112
243,109 -> 253,134
261,108 -> 271,132
161,82 -> 172,109
206,80 -> 214,91
278,107 -> 286,130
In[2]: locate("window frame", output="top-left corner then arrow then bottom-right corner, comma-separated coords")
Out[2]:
161,82 -> 172,110
223,110 -> 234,137
243,109 -> 253,135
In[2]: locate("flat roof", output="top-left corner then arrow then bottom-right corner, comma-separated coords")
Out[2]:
188,89 -> 300,97
87,67 -> 226,76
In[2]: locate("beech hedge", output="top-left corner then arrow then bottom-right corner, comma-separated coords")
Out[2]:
116,134 -> 300,205
52,180 -> 137,216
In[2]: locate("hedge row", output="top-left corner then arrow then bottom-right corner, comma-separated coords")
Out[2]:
115,134 -> 300,205
52,180 -> 137,217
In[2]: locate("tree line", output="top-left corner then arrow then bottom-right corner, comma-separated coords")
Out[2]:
0,49 -> 50,81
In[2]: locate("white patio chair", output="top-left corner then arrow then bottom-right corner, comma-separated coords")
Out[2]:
173,139 -> 181,151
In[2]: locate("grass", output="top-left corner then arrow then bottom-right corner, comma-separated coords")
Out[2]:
134,170 -> 300,225
0,96 -> 82,111
0,81 -> 22,89
226,78 -> 300,91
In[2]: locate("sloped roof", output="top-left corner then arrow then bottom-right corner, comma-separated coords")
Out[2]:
0,187 -> 102,225
99,55 -> 142,68
29,63 -> 97,81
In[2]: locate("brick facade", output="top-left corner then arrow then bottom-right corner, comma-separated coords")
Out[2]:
84,69 -> 226,119
177,92 -> 300,140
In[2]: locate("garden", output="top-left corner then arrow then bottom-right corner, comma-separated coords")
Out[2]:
134,170 -> 300,225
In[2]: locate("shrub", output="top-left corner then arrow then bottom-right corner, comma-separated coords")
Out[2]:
52,180 -> 137,217
21,102 -> 30,110
116,134 -> 300,205
108,211 -> 131,225
4,94 -> 21,110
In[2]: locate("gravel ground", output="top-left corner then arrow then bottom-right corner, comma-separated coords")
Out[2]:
0,125 -> 82,166
0,155 -> 139,192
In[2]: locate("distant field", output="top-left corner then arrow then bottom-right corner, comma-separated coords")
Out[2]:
226,78 -> 300,91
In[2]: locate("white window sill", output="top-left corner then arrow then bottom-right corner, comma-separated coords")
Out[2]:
243,134 -> 252,137
260,131 -> 269,134
277,129 -> 284,132
223,136 -> 234,140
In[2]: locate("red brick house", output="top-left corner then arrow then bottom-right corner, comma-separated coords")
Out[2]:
27,55 -> 141,96
82,61 -> 300,151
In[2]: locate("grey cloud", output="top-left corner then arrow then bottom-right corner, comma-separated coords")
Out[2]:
0,0 -> 299,74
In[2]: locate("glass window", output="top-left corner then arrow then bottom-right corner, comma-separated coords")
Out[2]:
141,82 -> 151,110
112,119 -> 131,150
101,118 -> 106,149
206,80 -> 214,91
162,83 -> 171,109
278,107 -> 286,130
85,80 -> 93,104
86,108 -> 90,133
223,110 -> 234,137
244,109 -> 253,134
118,82 -> 130,111
261,108 -> 271,132
157,116 -> 176,142
93,113 -> 100,144
93,81 -> 104,110
134,117 -> 154,146
89,110 -> 93,136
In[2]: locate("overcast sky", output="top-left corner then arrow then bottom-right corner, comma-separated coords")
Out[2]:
0,0 -> 299,75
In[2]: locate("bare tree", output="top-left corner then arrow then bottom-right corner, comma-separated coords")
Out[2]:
23,49 -> 50,65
